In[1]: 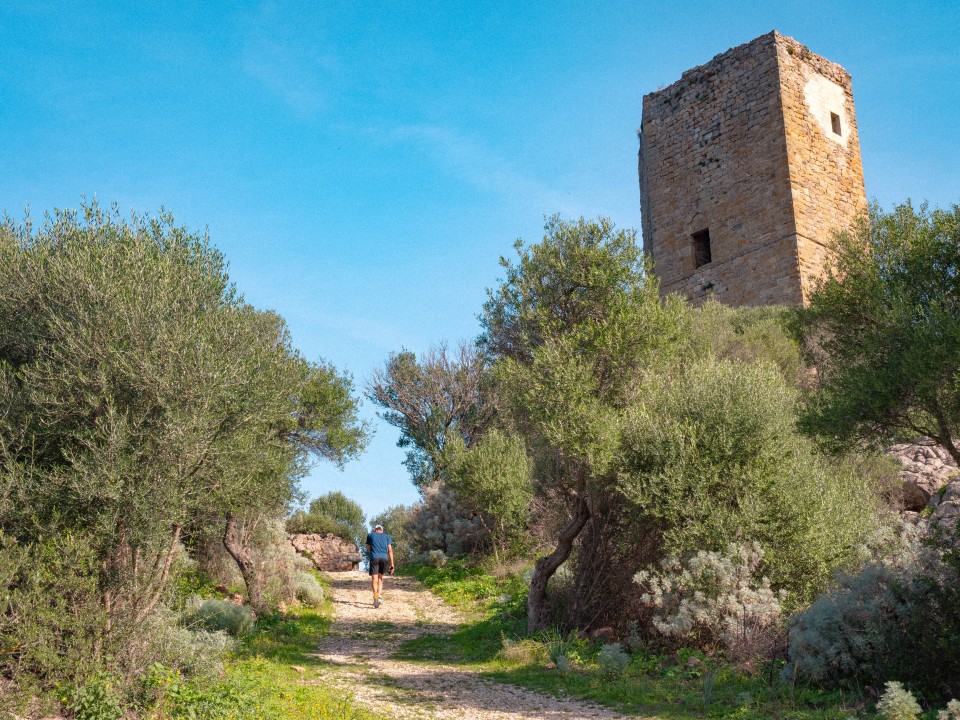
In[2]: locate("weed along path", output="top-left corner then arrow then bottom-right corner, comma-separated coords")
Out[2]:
313,570 -> 635,720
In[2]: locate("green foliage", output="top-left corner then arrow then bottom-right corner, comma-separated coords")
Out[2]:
481,215 -> 687,631
138,605 -> 376,720
876,681 -> 922,720
287,490 -> 366,546
446,429 -> 534,561
185,598 -> 256,637
540,628 -> 585,668
367,342 -> 491,489
398,561 -> 858,719
799,200 -> 960,463
67,671 -> 123,720
0,532 -> 105,687
620,356 -> 881,601
686,300 -> 805,384
0,201 -> 368,698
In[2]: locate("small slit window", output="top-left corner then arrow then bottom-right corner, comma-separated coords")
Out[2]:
692,228 -> 712,268
830,112 -> 842,135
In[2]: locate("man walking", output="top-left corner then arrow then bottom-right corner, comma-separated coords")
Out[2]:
365,524 -> 394,608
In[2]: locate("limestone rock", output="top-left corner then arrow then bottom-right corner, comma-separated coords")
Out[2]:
886,442 -> 959,511
932,482 -> 960,535
289,533 -> 361,572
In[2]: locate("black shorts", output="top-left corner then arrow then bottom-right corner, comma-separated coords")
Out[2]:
369,557 -> 390,576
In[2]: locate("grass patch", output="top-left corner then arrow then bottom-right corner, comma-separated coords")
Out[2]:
146,579 -> 378,720
396,560 -> 874,720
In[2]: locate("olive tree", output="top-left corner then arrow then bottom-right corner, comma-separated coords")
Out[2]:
0,202 -> 368,625
799,201 -> 960,463
367,342 -> 492,488
481,215 -> 686,632
446,429 -> 534,563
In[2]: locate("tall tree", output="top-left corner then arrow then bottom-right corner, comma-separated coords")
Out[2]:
367,342 -> 492,488
287,490 -> 367,547
481,215 -> 686,632
799,201 -> 960,464
0,202 -> 368,620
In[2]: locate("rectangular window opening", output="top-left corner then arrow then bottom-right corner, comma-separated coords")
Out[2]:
830,112 -> 842,135
692,228 -> 712,268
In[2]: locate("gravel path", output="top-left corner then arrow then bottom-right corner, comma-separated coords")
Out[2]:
312,570 -> 636,720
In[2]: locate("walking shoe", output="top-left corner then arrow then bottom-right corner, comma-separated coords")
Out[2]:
374,595 -> 380,609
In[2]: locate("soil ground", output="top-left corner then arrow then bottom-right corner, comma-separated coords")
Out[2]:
313,570 -> 637,720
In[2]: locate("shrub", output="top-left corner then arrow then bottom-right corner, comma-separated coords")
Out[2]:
540,629 -> 583,671
406,482 -> 485,558
139,609 -> 235,678
938,699 -> 960,720
635,542 -> 785,665
620,357 -> 883,604
0,533 -> 106,689
184,598 -> 255,637
785,522 -> 960,696
295,572 -> 325,607
497,638 -> 545,666
597,642 -> 630,677
67,671 -> 123,720
287,491 -> 366,547
876,681 -> 922,720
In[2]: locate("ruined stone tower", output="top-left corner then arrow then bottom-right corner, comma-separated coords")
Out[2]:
638,31 -> 867,306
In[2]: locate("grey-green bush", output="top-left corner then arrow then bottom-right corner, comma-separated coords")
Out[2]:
140,609 -> 235,678
184,598 -> 255,637
295,572 -> 325,607
937,699 -> 960,720
597,643 -> 630,677
634,542 -> 785,664
785,522 -> 960,696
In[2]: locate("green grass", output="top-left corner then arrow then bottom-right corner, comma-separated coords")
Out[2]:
396,560 -> 878,720
146,581 -> 378,720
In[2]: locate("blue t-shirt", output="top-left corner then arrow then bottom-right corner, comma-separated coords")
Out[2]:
366,532 -> 393,559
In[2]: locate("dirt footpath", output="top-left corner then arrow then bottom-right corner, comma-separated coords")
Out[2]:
312,570 -> 635,720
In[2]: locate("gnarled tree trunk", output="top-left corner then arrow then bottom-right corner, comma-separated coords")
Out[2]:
527,496 -> 591,634
222,514 -> 264,611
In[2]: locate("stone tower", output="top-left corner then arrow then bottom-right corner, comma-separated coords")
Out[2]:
638,31 -> 867,306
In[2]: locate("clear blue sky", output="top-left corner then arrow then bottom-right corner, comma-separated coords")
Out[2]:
2,1 -> 958,521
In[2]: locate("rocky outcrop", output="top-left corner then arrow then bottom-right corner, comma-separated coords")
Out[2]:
289,533 -> 362,572
886,442 -> 959,512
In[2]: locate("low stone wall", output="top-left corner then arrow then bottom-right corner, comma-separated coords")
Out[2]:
289,533 -> 362,572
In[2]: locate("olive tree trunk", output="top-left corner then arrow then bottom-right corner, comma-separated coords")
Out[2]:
526,497 -> 591,634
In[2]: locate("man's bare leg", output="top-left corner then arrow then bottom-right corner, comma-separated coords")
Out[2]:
372,573 -> 384,607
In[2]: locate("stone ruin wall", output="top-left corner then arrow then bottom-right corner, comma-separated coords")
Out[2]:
638,31 -> 867,306
775,34 -> 868,301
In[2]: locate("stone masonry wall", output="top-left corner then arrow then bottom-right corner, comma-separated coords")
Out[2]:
774,35 -> 867,301
638,31 -> 867,307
